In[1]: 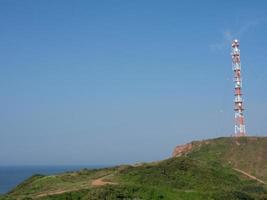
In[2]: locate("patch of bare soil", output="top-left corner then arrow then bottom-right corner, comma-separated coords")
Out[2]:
172,143 -> 193,157
91,175 -> 117,187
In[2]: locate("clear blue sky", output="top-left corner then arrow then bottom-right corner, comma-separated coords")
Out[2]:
1,0 -> 267,166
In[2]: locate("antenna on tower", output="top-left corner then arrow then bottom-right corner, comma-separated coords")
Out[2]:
231,39 -> 246,137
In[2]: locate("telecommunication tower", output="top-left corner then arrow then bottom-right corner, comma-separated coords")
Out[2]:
231,39 -> 246,136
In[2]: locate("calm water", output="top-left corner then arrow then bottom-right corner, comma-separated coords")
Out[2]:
0,165 -> 105,194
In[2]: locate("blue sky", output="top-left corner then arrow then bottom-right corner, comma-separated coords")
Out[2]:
0,0 -> 267,165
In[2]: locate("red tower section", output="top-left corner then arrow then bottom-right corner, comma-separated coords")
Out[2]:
231,39 -> 246,137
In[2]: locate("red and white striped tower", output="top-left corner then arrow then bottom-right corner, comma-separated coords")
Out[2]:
231,39 -> 246,137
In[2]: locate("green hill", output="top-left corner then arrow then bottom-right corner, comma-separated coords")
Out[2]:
185,137 -> 267,183
1,137 -> 267,200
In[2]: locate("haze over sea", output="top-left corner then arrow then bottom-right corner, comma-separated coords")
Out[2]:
0,165 -> 107,194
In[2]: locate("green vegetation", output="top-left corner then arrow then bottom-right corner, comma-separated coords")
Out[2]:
187,137 -> 267,182
1,137 -> 267,200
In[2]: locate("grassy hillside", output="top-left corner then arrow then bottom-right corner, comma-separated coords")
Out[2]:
185,137 -> 267,182
1,137 -> 267,200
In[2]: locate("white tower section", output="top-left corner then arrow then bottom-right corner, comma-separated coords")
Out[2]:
231,39 -> 246,137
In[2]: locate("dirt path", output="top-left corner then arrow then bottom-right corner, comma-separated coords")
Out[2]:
36,189 -> 76,198
233,168 -> 265,184
91,174 -> 117,186
35,174 -> 116,198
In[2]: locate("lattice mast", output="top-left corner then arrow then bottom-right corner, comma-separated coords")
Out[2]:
231,39 -> 246,136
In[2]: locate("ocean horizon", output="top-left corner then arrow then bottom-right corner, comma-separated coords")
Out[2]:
0,165 -> 109,195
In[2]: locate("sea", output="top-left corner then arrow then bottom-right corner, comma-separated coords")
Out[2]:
0,165 -> 106,195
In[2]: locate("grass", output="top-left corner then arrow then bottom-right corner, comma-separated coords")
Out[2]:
5,167 -> 117,199
187,137 -> 267,182
1,137 -> 267,200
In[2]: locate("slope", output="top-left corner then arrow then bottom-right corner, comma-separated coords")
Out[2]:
173,137 -> 267,182
1,137 -> 267,200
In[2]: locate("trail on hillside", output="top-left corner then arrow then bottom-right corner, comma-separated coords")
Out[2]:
91,174 -> 117,186
36,189 -> 76,198
35,174 -> 117,198
233,168 -> 265,184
